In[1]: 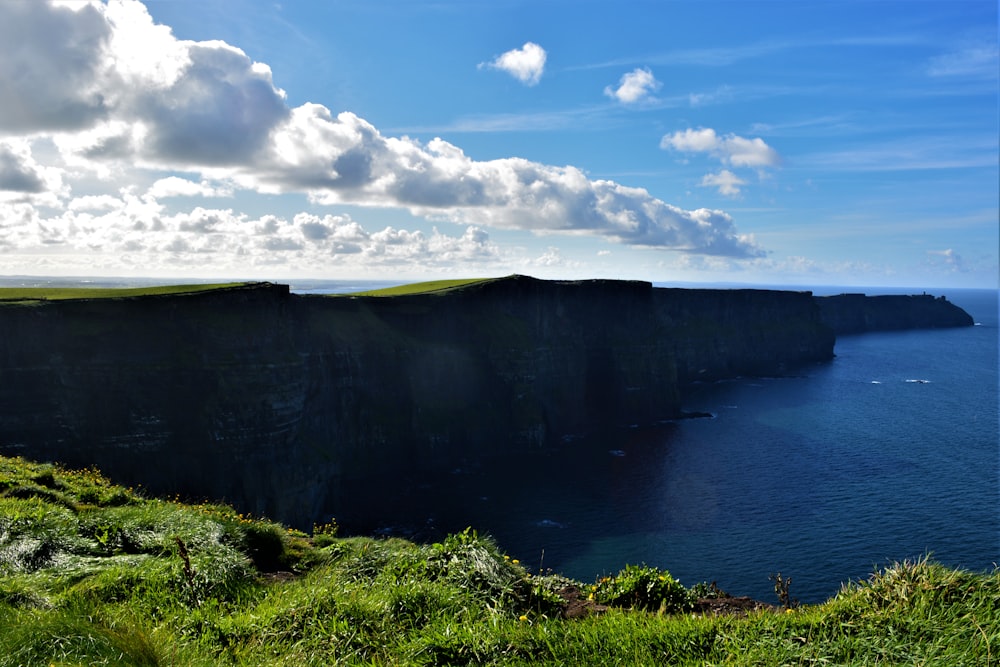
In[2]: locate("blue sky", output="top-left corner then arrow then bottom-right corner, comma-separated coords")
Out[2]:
0,0 -> 996,287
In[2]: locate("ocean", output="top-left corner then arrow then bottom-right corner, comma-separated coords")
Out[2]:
325,284 -> 999,604
2,276 -> 996,603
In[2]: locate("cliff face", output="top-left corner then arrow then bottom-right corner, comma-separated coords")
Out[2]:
0,283 -> 320,522
654,288 -> 833,383
2,276 -> 934,528
815,293 -> 974,334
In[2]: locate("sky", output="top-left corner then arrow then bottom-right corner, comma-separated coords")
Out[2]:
0,0 -> 997,288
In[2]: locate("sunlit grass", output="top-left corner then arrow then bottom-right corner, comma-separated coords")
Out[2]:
1,454 -> 996,666
0,282 -> 246,303
343,277 -> 495,297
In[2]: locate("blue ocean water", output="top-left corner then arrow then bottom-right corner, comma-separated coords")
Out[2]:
344,286 -> 998,604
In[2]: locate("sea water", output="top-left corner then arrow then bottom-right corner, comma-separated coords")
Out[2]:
335,285 -> 998,604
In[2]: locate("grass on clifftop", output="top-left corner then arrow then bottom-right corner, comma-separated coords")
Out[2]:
1,454 -> 996,666
0,282 -> 246,304
345,278 -> 495,297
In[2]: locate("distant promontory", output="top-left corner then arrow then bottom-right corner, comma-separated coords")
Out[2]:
814,292 -> 973,334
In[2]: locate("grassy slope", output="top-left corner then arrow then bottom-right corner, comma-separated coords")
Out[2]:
0,455 -> 995,666
0,283 -> 246,304
0,278 -> 491,302
343,278 -> 495,297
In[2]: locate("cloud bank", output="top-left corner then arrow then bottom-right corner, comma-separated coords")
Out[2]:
0,0 -> 765,277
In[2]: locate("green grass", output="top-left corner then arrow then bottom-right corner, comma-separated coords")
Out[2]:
344,278 -> 495,297
0,282 -> 246,303
0,454 -> 996,666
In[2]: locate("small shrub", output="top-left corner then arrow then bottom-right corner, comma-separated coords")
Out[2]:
428,528 -> 526,613
690,580 -> 729,599
590,564 -> 693,613
770,572 -> 798,610
312,520 -> 339,548
240,521 -> 288,572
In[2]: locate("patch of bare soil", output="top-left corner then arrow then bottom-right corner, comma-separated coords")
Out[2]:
555,586 -> 775,619
556,586 -> 609,619
692,596 -> 775,616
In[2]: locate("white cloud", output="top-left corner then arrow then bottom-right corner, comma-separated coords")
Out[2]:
700,170 -> 746,197
147,176 -> 232,199
103,0 -> 191,89
67,194 -> 121,212
0,196 -> 506,276
0,1 -> 111,134
661,128 -> 780,167
1,0 -> 289,169
604,67 -> 661,104
662,128 -> 779,198
249,108 -> 764,257
0,143 -> 47,194
0,1 -> 767,273
533,246 -> 574,268
0,140 -> 66,205
480,42 -> 547,86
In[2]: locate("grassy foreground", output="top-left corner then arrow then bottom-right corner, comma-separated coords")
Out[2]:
0,455 -> 996,666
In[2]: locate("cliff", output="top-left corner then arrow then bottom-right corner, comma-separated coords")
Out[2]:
815,293 -> 974,334
0,276 -> 965,529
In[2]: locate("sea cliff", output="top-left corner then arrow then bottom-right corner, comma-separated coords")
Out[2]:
0,276 -> 970,527
814,292 -> 974,334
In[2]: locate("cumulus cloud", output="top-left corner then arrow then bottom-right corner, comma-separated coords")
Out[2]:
533,246 -> 574,268
0,1 -> 766,268
700,170 -> 746,197
480,42 -> 547,86
0,194 -> 506,276
0,141 -> 66,205
0,144 -> 46,194
0,0 -> 288,168
662,128 -> 780,197
248,109 -> 764,256
0,1 -> 112,133
604,67 -> 661,104
661,128 -> 780,167
147,176 -> 233,199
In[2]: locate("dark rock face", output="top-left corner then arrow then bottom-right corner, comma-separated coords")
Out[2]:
3,276 -> 966,528
815,293 -> 974,334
